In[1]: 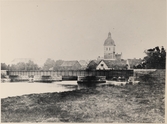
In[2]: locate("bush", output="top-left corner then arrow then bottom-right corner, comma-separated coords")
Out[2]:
1,73 -> 6,78
139,74 -> 157,85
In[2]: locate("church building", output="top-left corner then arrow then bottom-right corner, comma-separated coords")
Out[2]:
103,32 -> 122,60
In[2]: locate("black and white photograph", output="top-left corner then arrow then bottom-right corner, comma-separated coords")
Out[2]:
1,0 -> 166,123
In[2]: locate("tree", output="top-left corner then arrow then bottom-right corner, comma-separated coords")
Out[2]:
43,58 -> 56,70
17,62 -> 26,70
54,60 -> 64,70
26,60 -> 39,71
143,46 -> 166,69
86,60 -> 99,70
1,63 -> 8,70
10,64 -> 17,71
8,60 -> 40,71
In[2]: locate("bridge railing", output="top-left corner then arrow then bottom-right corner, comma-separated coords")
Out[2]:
7,70 -> 133,80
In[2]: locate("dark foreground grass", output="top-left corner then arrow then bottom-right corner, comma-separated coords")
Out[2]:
1,82 -> 165,123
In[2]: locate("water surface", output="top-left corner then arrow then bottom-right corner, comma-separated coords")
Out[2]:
1,81 -> 78,98
1,80 -> 128,98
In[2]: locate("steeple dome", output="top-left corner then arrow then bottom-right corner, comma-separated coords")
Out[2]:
104,32 -> 115,46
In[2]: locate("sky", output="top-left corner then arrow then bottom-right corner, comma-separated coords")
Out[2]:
1,0 -> 166,64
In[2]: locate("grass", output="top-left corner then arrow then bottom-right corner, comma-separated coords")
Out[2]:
1,80 -> 165,123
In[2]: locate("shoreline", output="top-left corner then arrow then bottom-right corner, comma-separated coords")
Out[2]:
1,83 -> 165,123
1,80 -> 132,99
1,81 -> 78,99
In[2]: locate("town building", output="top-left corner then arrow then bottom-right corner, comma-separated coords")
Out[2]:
87,59 -> 128,70
78,60 -> 90,70
87,60 -> 101,70
103,32 -> 122,60
96,60 -> 127,70
59,60 -> 82,70
126,58 -> 143,69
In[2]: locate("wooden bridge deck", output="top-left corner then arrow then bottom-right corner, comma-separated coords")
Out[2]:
7,70 -> 133,79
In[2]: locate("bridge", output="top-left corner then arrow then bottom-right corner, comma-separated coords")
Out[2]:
7,70 -> 133,81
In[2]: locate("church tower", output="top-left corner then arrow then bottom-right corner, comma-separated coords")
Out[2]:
104,32 -> 116,59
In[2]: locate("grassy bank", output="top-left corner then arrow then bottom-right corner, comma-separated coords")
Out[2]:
1,82 -> 165,123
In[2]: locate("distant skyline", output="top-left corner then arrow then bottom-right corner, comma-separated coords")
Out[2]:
1,0 -> 166,64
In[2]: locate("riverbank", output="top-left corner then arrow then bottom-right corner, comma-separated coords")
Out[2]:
1,81 -> 165,123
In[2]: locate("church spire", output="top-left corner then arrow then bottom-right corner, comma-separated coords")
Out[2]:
108,32 -> 111,38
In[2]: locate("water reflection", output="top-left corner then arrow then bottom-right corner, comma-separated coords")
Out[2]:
1,80 -> 128,98
1,81 -> 78,98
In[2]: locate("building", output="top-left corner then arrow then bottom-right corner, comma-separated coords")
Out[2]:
86,60 -> 101,70
96,60 -> 127,70
103,32 -> 122,60
59,60 -> 82,70
87,59 -> 128,70
126,58 -> 143,69
78,60 -> 90,70
89,32 -> 126,70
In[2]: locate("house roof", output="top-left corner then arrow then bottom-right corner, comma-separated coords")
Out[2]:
103,60 -> 126,68
115,53 -> 122,57
79,60 -> 90,69
90,60 -> 102,65
59,60 -> 81,70
127,59 -> 142,68
104,32 -> 115,46
60,61 -> 79,67
78,60 -> 90,66
87,60 -> 101,69
102,59 -> 127,68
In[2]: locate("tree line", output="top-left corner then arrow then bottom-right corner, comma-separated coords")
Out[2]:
1,59 -> 64,71
134,46 -> 166,69
1,46 -> 166,70
1,60 -> 40,71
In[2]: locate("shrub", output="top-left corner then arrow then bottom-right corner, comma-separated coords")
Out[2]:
139,73 -> 157,85
1,73 -> 6,78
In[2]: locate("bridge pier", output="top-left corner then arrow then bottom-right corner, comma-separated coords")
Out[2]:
32,75 -> 62,82
77,76 -> 106,87
9,75 -> 29,82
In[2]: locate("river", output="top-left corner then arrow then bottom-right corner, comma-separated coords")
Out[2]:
1,80 -> 129,98
1,81 -> 78,98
